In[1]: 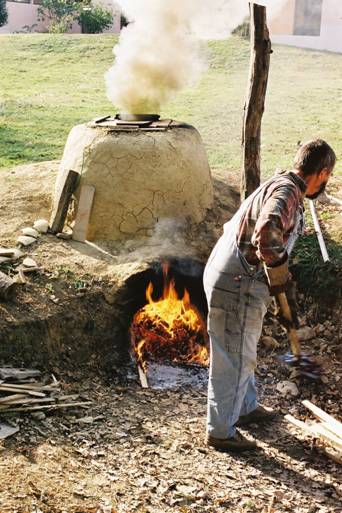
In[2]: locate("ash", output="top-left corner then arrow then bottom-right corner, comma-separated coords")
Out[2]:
129,362 -> 208,390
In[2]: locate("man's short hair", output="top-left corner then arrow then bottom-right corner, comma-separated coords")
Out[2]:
294,139 -> 336,176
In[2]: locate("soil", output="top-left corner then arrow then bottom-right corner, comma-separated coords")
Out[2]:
0,162 -> 341,513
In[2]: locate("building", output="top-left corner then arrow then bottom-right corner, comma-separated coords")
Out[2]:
269,0 -> 342,53
0,0 -> 121,34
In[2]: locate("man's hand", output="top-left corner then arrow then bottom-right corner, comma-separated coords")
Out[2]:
264,259 -> 290,296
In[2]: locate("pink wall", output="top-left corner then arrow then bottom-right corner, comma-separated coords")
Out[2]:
0,2 -> 48,33
0,1 -> 121,34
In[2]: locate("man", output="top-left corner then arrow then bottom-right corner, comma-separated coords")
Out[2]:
203,139 -> 336,452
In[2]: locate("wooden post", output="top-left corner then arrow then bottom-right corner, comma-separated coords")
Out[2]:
50,170 -> 79,234
241,3 -> 272,201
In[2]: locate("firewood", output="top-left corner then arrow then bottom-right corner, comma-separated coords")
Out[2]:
0,401 -> 92,413
0,386 -> 46,397
0,394 -> 29,404
302,400 -> 342,439
50,169 -> 79,234
0,397 -> 56,409
312,424 -> 342,451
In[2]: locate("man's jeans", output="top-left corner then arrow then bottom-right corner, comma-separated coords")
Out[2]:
204,268 -> 271,439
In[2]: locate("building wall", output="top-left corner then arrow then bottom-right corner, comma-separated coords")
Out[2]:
269,0 -> 342,53
0,0 -> 121,34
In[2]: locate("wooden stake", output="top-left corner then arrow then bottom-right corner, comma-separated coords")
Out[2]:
50,169 -> 79,234
138,365 -> 149,389
241,2 -> 272,201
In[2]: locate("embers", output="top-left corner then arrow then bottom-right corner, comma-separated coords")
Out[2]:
130,262 -> 209,373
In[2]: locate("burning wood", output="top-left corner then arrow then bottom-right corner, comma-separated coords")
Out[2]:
130,263 -> 209,373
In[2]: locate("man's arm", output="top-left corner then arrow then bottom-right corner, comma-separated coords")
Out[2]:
252,185 -> 299,268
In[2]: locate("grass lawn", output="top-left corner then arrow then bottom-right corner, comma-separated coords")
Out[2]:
0,34 -> 341,180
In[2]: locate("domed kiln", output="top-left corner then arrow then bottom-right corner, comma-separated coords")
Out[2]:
53,116 -> 213,242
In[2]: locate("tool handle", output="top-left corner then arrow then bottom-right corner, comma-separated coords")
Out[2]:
277,292 -> 301,357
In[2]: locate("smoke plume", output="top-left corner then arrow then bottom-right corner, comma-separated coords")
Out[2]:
105,0 -> 287,115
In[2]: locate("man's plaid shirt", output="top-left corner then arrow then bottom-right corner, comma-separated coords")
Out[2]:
237,171 -> 306,267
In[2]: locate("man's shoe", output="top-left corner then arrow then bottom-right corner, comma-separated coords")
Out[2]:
236,405 -> 277,427
206,430 -> 257,452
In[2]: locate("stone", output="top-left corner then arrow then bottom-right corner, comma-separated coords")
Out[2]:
261,336 -> 280,349
276,381 -> 299,397
21,227 -> 39,238
34,219 -> 49,233
23,257 -> 38,268
17,235 -> 36,247
296,326 -> 316,341
53,121 -> 214,242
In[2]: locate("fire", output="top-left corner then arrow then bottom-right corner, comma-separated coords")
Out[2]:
130,263 -> 209,371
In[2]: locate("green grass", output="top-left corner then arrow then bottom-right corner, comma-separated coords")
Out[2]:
0,34 -> 341,180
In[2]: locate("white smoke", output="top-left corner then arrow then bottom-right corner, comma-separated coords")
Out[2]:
105,0 -> 288,114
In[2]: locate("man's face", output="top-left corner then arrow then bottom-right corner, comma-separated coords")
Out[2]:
305,168 -> 333,199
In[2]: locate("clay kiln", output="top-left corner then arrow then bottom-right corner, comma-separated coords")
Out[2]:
53,115 -> 214,242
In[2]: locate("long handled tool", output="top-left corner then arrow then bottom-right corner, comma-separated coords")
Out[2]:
277,291 -> 322,380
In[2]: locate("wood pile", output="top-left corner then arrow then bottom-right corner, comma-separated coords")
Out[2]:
286,400 -> 342,464
0,368 -> 91,414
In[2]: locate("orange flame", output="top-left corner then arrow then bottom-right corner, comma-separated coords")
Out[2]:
130,263 -> 209,371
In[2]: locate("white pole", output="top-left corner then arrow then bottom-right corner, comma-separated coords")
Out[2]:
309,200 -> 330,262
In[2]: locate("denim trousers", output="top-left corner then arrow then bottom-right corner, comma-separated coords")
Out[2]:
203,230 -> 271,439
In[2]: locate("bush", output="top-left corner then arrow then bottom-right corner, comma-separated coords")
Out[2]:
78,5 -> 113,34
0,0 -> 8,27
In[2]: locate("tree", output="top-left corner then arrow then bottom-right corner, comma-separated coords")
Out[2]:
38,0 -> 79,33
0,0 -> 8,28
78,4 -> 113,34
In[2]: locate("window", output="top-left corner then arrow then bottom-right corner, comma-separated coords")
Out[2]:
294,0 -> 323,36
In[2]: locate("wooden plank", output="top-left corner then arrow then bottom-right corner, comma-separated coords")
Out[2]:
302,400 -> 342,438
285,414 -> 315,436
323,447 -> 342,465
313,424 -> 342,451
138,365 -> 149,389
50,169 -> 79,234
0,368 -> 41,380
72,185 -> 95,242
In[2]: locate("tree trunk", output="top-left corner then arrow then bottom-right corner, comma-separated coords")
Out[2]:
240,3 -> 272,201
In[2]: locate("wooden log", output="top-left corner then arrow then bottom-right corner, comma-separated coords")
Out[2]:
50,169 -> 79,234
0,271 -> 16,301
241,2 -> 272,201
302,400 -> 342,439
72,184 -> 96,242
